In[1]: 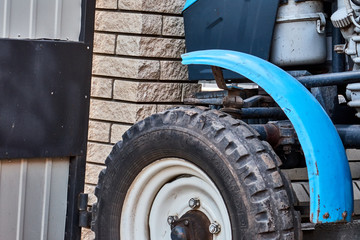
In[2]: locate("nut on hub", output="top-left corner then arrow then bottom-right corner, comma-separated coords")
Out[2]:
167,215 -> 178,225
209,222 -> 221,234
188,198 -> 200,209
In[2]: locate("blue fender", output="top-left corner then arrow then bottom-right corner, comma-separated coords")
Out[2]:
183,0 -> 198,11
182,50 -> 353,223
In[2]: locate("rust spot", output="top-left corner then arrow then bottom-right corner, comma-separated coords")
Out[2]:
315,162 -> 319,175
310,213 -> 314,222
317,195 -> 321,221
342,211 -> 348,220
352,212 -> 355,217
323,212 -> 330,219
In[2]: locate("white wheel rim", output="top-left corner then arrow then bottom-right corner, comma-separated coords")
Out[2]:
120,158 -> 232,240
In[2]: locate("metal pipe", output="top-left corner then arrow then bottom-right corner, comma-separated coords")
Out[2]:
336,125 -> 360,148
251,123 -> 360,148
296,71 -> 360,88
223,107 -> 286,119
332,1 -> 346,73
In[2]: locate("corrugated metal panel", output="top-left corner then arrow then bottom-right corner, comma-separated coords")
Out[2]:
0,0 -> 81,41
0,158 -> 69,240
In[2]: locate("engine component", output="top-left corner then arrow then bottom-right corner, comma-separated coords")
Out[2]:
346,83 -> 360,117
332,0 -> 360,117
271,0 -> 327,66
331,0 -> 360,67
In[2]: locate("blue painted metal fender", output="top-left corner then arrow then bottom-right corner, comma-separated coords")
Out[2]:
183,0 -> 198,11
181,50 -> 353,223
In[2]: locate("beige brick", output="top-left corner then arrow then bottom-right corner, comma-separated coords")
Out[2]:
113,80 -> 182,102
113,81 -> 138,102
91,77 -> 113,98
142,14 -> 163,35
93,55 -> 160,80
119,0 -> 185,14
85,163 -> 105,185
111,124 -> 131,143
118,0 -> 142,10
162,16 -> 185,37
87,142 -> 114,164
116,35 -> 185,58
160,61 -> 188,80
84,184 -> 97,206
88,120 -> 111,142
156,104 -> 181,113
95,11 -> 162,35
90,99 -> 157,123
81,228 -> 95,240
93,33 -> 116,54
96,0 -> 117,9
182,83 -> 202,101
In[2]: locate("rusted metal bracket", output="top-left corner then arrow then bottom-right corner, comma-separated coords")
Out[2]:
211,66 -> 229,90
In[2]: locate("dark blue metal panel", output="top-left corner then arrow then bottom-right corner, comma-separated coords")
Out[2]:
183,0 -> 279,80
182,50 -> 353,223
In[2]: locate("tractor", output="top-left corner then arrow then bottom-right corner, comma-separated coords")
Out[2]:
91,0 -> 360,239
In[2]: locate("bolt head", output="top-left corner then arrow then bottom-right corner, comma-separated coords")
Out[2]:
209,222 -> 221,234
167,215 -> 178,225
188,198 -> 200,209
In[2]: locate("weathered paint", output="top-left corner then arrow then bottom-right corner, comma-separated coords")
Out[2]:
181,50 -> 353,223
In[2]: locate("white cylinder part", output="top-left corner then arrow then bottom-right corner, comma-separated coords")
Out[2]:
270,0 -> 327,67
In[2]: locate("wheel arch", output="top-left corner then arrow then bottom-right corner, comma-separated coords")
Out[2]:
181,50 -> 353,223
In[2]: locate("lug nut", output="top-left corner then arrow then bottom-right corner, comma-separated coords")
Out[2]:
167,215 -> 178,225
188,198 -> 200,209
209,222 -> 221,234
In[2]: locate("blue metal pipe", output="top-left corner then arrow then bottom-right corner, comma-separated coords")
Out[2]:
181,50 -> 353,223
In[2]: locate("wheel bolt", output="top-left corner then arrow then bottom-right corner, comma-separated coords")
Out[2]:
167,215 -> 178,225
209,222 -> 221,234
188,198 -> 200,209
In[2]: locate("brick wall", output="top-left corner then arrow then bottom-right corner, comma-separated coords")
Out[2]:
82,0 -> 200,238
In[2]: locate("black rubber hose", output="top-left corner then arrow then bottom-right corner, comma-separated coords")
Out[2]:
351,0 -> 360,6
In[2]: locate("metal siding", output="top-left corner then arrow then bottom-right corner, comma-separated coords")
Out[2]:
48,159 -> 70,239
0,0 -> 81,41
61,0 -> 82,41
0,158 -> 69,240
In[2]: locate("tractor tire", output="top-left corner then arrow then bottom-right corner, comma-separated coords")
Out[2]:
91,106 -> 301,240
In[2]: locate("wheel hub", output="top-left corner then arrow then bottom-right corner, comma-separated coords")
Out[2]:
170,210 -> 213,240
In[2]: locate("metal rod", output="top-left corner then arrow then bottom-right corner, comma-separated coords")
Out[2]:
296,71 -> 360,88
332,1 -> 346,73
336,125 -> 360,148
224,107 -> 286,119
251,123 -> 360,148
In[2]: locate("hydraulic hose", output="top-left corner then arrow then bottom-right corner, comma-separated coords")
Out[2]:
351,0 -> 360,6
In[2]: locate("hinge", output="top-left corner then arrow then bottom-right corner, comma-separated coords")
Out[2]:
78,193 -> 92,228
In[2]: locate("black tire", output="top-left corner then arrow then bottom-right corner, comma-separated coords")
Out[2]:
92,106 -> 301,239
